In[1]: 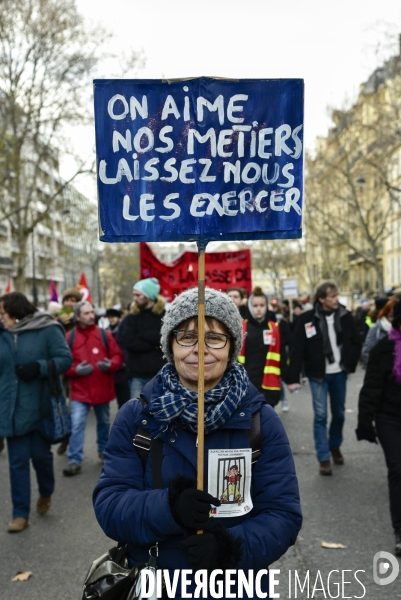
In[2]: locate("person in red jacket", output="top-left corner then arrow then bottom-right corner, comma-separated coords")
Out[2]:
63,301 -> 123,476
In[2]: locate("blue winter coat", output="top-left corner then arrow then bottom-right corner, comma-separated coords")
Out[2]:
93,373 -> 302,599
0,321 -> 72,437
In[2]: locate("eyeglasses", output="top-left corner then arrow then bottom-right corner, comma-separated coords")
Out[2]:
173,330 -> 231,349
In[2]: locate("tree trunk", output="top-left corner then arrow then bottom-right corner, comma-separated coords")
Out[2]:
371,255 -> 385,295
13,234 -> 29,294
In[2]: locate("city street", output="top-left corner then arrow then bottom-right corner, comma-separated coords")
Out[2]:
1,2 -> 401,600
0,367 -> 400,599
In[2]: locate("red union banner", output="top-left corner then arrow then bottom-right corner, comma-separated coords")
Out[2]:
140,243 -> 252,301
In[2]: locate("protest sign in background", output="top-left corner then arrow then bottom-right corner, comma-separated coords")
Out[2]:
140,242 -> 251,300
94,77 -> 304,244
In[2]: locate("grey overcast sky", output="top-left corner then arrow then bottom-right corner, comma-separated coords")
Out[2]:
71,0 -> 401,193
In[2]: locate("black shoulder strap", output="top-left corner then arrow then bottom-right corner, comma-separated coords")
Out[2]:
133,424 -> 151,468
68,326 -> 109,356
68,327 -> 76,350
247,410 -> 262,465
47,359 -> 62,395
133,396 -> 164,489
40,359 -> 62,418
99,327 -> 109,356
150,438 -> 164,489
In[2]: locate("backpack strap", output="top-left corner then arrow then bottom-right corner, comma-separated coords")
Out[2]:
68,326 -> 109,356
150,437 -> 164,489
133,425 -> 152,466
247,410 -> 262,465
67,327 -> 76,350
133,396 -> 164,489
99,327 -> 109,356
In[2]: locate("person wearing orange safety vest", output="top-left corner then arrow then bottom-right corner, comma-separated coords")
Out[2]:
238,286 -> 282,407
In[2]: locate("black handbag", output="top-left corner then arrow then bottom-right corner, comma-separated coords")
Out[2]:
39,359 -> 72,444
82,543 -> 159,600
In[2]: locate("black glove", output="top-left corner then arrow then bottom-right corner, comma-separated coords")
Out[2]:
169,475 -> 220,530
179,533 -> 219,570
179,525 -> 243,572
96,358 -> 111,372
15,362 -> 40,381
76,361 -> 94,376
355,425 -> 377,444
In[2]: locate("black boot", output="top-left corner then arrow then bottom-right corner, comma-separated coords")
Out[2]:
395,530 -> 401,557
57,437 -> 69,455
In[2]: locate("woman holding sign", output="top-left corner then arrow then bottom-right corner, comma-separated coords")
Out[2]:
93,288 -> 301,598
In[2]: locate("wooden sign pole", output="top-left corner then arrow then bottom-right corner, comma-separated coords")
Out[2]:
197,243 -> 206,495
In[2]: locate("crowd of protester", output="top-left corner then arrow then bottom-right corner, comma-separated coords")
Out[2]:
0,278 -> 400,564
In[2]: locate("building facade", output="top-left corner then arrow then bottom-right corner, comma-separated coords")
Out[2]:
0,152 -> 99,306
305,38 -> 401,300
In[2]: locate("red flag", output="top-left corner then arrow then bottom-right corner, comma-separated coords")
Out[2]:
49,280 -> 59,302
5,278 -> 12,294
77,272 -> 93,303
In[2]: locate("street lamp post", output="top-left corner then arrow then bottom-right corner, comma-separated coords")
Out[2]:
60,209 -> 70,291
355,176 -> 366,298
31,230 -> 38,306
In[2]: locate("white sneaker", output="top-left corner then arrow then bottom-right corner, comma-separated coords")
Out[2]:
281,398 -> 289,412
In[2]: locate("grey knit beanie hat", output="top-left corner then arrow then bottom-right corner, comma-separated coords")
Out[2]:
161,287 -> 243,366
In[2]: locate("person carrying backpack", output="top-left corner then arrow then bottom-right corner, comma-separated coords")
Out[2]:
93,288 -> 302,598
63,301 -> 123,476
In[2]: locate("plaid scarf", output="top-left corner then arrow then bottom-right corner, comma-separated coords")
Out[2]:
149,362 -> 249,439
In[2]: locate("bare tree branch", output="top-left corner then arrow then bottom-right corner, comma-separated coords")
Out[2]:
0,0 -> 127,290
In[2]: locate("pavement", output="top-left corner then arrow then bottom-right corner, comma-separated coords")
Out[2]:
0,367 -> 400,599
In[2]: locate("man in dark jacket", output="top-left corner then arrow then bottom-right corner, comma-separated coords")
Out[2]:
287,281 -> 361,475
116,277 -> 166,399
106,308 -> 131,409
354,299 -> 371,344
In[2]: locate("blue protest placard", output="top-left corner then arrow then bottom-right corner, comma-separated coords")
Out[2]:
94,77 -> 304,243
